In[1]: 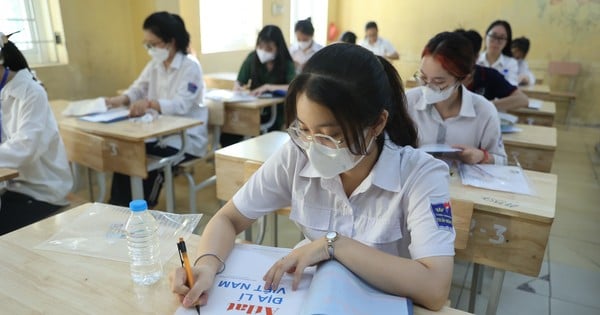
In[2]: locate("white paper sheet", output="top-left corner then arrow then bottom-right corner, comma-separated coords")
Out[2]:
79,107 -> 130,123
419,144 -> 463,153
62,97 -> 108,116
501,125 -> 523,133
459,164 -> 534,195
528,99 -> 543,109
205,89 -> 257,102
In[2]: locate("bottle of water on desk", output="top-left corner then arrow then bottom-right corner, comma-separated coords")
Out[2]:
125,199 -> 162,285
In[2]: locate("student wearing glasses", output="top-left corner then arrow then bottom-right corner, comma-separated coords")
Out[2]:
172,44 -> 455,311
477,20 -> 519,86
406,32 -> 507,165
105,12 -> 208,207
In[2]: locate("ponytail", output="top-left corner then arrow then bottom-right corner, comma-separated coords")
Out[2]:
1,38 -> 31,72
376,56 -> 418,148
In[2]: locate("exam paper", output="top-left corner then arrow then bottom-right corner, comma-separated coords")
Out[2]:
419,144 -> 462,153
62,97 -> 107,116
459,164 -> 534,195
205,89 -> 257,102
79,107 -> 130,123
528,99 -> 543,109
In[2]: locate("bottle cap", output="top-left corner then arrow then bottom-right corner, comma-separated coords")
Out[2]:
129,199 -> 148,212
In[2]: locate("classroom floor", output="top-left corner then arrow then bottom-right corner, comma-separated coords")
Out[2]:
72,124 -> 600,315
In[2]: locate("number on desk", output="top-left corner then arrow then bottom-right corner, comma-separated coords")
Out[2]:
482,196 -> 519,208
489,224 -> 507,244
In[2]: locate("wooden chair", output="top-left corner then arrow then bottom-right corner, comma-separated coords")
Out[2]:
547,61 -> 581,124
175,99 -> 224,213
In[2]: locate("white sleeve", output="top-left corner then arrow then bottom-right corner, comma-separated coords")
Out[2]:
159,61 -> 204,115
124,62 -> 152,103
480,102 -> 507,165
523,61 -> 536,85
232,141 -> 296,219
505,58 -> 520,86
384,39 -> 397,55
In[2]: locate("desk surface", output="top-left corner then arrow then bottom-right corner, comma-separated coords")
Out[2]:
224,96 -> 286,110
50,100 -> 202,141
216,131 -> 290,162
503,124 -> 557,150
510,100 -> 556,116
0,203 -> 469,315
0,168 -> 18,181
520,84 -> 550,93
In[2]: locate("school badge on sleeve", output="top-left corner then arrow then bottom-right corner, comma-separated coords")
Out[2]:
187,82 -> 198,93
430,200 -> 453,229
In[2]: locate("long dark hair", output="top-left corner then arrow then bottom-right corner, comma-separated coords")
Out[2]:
285,43 -> 418,154
250,25 -> 292,89
1,33 -> 30,72
143,11 -> 190,54
422,32 -> 475,80
485,20 -> 513,57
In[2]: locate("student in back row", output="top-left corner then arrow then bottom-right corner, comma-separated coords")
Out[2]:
289,18 -> 322,74
0,32 -> 73,235
221,25 -> 295,147
511,37 -> 536,86
407,31 -> 507,165
359,21 -> 399,60
477,20 -> 519,86
105,12 -> 208,207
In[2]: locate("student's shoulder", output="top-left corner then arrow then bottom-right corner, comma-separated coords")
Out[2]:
465,89 -> 498,116
397,145 -> 449,182
404,87 -> 422,104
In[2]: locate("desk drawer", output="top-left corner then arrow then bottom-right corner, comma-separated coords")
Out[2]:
455,210 -> 551,277
215,156 -> 245,201
60,126 -> 105,171
505,145 -> 554,173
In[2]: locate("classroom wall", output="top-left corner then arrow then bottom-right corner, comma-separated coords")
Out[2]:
329,0 -> 600,125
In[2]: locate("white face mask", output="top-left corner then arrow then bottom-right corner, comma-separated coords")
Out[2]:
298,40 -> 312,50
256,48 -> 276,64
306,136 -> 374,179
147,47 -> 170,63
421,83 -> 458,104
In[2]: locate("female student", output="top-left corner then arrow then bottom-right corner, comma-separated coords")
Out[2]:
477,20 -> 519,86
407,32 -> 507,165
359,21 -> 399,60
105,12 -> 207,207
172,44 -> 455,311
289,18 -> 323,74
221,25 -> 295,147
0,32 -> 73,235
511,37 -> 536,86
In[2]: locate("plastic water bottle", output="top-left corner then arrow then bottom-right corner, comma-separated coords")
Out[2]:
125,200 -> 162,285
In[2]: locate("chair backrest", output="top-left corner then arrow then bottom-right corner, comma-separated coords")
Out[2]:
450,198 -> 474,250
548,61 -> 581,77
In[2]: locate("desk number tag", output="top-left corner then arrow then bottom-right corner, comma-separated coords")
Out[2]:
430,200 -> 453,229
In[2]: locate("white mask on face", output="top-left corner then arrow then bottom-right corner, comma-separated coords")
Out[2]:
256,48 -> 276,64
421,83 -> 458,104
298,40 -> 312,50
306,135 -> 375,179
147,47 -> 169,63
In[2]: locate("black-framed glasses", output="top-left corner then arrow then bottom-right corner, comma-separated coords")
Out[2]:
487,33 -> 508,43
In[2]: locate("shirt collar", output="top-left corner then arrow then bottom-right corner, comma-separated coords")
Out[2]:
154,52 -> 184,71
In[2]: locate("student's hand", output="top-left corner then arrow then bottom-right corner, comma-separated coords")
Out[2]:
250,84 -> 271,96
129,99 -> 150,117
452,145 -> 485,164
518,74 -> 530,86
105,95 -> 128,108
262,237 -> 329,291
170,264 -> 217,308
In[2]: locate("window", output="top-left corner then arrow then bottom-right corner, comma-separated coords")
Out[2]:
290,0 -> 328,46
0,0 -> 68,67
199,0 -> 262,54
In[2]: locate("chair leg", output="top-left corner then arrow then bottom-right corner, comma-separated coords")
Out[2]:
565,99 -> 575,127
183,172 -> 197,214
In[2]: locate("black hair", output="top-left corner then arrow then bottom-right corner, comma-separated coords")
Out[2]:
1,34 -> 30,72
285,43 -> 417,154
340,31 -> 357,44
422,32 -> 474,80
294,18 -> 314,36
511,37 -> 530,56
454,29 -> 482,57
485,20 -> 513,57
365,21 -> 378,31
143,11 -> 190,54
250,25 -> 293,89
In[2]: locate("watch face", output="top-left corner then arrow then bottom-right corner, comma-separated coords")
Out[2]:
326,231 -> 337,240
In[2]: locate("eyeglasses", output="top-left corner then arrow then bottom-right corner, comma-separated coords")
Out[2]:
487,33 -> 508,43
142,41 -> 166,50
413,72 -> 456,93
287,120 -> 344,151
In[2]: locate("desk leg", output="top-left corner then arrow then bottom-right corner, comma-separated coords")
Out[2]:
130,176 -> 144,202
164,165 -> 174,213
485,268 -> 505,315
86,167 -> 95,201
469,263 -> 481,313
95,172 -> 107,202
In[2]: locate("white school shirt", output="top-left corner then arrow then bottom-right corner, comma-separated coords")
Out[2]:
289,41 -> 323,74
233,138 -> 455,260
477,52 -> 519,86
516,59 -> 536,86
406,85 -> 507,165
359,37 -> 397,58
125,52 -> 208,157
0,69 -> 73,205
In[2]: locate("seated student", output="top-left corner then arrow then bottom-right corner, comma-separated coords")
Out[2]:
477,20 -> 519,86
339,31 -> 357,44
289,18 -> 323,74
221,25 -> 295,147
406,32 -> 507,165
511,37 -> 536,86
171,44 -> 455,311
457,29 -> 529,111
0,32 -> 73,235
359,21 -> 399,60
105,12 -> 208,207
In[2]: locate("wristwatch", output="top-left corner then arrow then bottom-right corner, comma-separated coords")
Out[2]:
326,231 -> 338,260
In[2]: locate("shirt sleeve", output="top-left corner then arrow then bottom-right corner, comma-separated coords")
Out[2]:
232,141 -> 295,219
237,53 -> 253,85
0,88 -> 50,168
383,39 -> 398,55
504,58 -> 520,86
487,68 -> 517,98
479,100 -> 507,165
124,62 -> 152,103
521,61 -> 536,85
158,60 -> 204,115
285,60 -> 296,83
405,153 -> 455,259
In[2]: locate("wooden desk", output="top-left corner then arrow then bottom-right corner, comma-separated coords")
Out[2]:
0,168 -> 18,182
49,100 -> 202,211
221,97 -> 285,137
204,72 -> 237,89
0,203 -> 470,315
503,124 -> 557,172
508,100 -> 556,126
520,84 -> 551,100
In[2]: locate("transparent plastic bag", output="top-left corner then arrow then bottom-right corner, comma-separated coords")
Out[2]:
35,203 -> 202,263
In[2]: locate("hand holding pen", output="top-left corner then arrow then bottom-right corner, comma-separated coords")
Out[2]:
177,238 -> 201,314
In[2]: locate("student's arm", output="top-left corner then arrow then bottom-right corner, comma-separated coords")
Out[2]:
493,88 -> 529,111
109,62 -> 152,107
154,61 -> 204,116
250,83 -> 289,96
504,58 -> 520,86
384,40 -> 400,60
0,91 -> 50,168
236,53 -> 253,88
